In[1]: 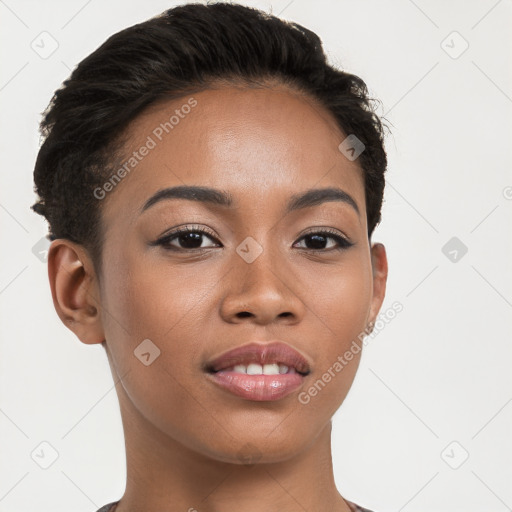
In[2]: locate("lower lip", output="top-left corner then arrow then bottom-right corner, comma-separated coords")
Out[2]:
206,371 -> 306,401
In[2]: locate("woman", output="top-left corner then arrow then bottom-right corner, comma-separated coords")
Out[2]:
32,3 -> 388,511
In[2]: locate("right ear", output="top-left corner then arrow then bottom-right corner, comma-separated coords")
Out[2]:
47,239 -> 105,345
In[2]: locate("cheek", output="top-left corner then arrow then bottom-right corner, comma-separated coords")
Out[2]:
300,252 -> 373,340
331,265 -> 372,341
101,249 -> 232,415
105,249 -> 218,341
100,254 -> 216,442
298,253 -> 372,402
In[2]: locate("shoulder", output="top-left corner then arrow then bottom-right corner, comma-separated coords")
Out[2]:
95,501 -> 119,512
346,499 -> 376,512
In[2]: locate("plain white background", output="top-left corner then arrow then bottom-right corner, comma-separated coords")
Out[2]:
1,1 -> 511,511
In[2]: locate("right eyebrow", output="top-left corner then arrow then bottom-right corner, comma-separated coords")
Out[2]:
140,185 -> 233,214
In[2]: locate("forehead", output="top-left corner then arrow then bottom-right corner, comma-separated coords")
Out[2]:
100,86 -> 365,228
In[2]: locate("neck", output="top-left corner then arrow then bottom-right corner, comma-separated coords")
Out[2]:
114,392 -> 352,512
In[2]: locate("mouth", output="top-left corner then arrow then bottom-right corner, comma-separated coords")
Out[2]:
205,340 -> 311,375
204,341 -> 311,401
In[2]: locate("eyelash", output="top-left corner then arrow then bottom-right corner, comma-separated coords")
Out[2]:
153,225 -> 354,253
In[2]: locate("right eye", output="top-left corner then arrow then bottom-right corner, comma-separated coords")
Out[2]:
153,225 -> 222,252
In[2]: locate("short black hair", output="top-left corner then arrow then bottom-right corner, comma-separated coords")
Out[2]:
31,1 -> 388,279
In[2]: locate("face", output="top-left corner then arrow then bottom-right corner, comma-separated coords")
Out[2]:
58,85 -> 387,464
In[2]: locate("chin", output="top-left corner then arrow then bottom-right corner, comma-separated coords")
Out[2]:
199,431 -> 311,465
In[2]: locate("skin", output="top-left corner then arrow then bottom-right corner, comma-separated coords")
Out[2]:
48,84 -> 387,512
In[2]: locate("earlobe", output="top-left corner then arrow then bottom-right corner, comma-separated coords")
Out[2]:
47,240 -> 105,345
368,242 -> 388,323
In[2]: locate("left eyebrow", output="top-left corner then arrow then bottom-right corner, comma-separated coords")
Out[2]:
285,186 -> 360,216
140,185 -> 359,216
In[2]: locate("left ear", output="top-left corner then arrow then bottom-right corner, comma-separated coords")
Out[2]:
368,242 -> 388,323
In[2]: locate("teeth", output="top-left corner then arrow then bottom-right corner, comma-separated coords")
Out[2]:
247,363 -> 264,375
225,363 -> 292,375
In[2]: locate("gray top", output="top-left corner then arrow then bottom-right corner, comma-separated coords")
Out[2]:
95,499 -> 374,511
95,502 -> 118,512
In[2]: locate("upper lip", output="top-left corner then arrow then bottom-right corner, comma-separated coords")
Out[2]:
205,341 -> 311,375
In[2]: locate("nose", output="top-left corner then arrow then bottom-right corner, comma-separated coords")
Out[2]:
219,249 -> 306,326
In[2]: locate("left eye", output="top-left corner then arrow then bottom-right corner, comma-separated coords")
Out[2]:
293,231 -> 353,251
